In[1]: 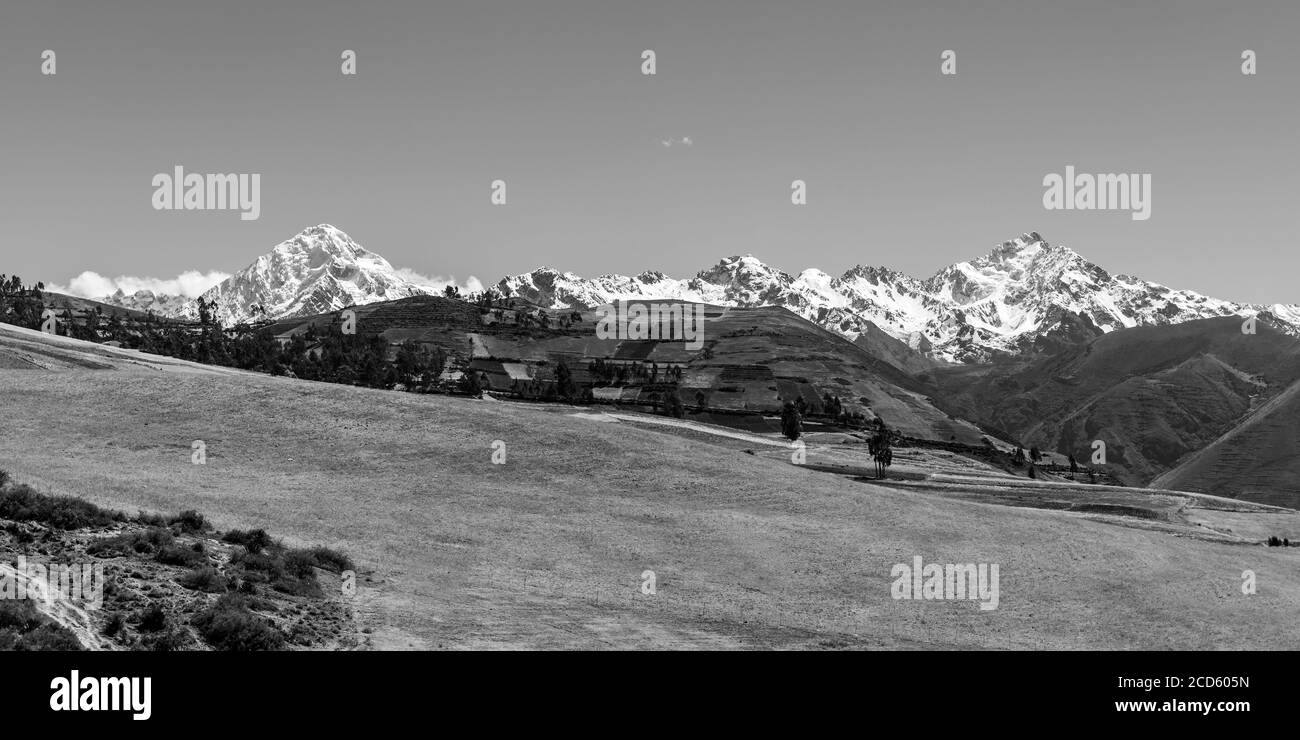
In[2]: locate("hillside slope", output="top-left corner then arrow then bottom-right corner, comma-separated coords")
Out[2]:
1152,376 -> 1300,509
265,295 -> 988,443
2,328 -> 1298,649
922,316 -> 1300,491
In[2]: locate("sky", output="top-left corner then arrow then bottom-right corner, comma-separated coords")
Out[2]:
1,0 -> 1296,304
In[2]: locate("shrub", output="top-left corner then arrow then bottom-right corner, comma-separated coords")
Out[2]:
0,601 -> 86,649
88,527 -> 175,558
302,546 -> 353,573
102,612 -> 126,638
155,543 -> 207,567
140,628 -> 191,652
179,566 -> 228,593
0,469 -> 9,489
222,528 -> 274,554
137,604 -> 168,632
134,511 -> 169,527
0,484 -> 122,529
169,510 -> 209,534
2,522 -> 34,545
192,594 -> 285,651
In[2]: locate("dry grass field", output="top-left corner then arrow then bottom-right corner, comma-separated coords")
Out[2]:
3,323 -> 1299,649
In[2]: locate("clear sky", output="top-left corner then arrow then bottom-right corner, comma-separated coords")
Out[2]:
1,0 -> 1296,304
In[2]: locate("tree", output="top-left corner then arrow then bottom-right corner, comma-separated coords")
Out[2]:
663,390 -> 684,419
781,401 -> 802,442
555,360 -> 577,401
870,423 -> 893,478
459,366 -> 483,398
1030,446 -> 1042,463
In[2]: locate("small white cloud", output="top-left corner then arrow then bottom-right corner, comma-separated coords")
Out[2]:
49,270 -> 231,299
661,137 -> 693,148
661,139 -> 673,148
681,136 -> 693,146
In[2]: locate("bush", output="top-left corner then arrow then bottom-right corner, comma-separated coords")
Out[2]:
178,566 -> 228,593
192,594 -> 285,651
0,484 -> 122,529
0,600 -> 89,649
2,522 -> 34,545
139,628 -> 191,652
0,469 -> 9,489
170,510 -> 209,534
102,612 -> 126,638
155,543 -> 207,567
88,525 -> 175,554
137,604 -> 168,633
88,527 -> 175,557
134,511 -> 169,527
222,528 -> 274,554
303,546 -> 353,573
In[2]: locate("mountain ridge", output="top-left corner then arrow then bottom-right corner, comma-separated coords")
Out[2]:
89,225 -> 1300,362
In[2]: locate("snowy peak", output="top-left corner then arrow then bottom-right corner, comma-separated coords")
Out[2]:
181,224 -> 431,326
492,232 -> 1300,362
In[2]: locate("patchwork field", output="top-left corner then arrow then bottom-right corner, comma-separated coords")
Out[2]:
2,323 -> 1299,649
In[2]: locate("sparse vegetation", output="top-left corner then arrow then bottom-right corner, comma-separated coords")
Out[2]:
0,600 -> 83,650
0,480 -> 123,529
192,593 -> 286,651
179,566 -> 229,593
223,527 -> 274,553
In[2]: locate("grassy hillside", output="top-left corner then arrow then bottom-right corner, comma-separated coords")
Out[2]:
1153,375 -> 1300,509
923,316 -> 1300,492
266,296 -> 989,444
2,325 -> 1299,649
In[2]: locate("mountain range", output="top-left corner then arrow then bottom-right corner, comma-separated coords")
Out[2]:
92,225 -> 1300,363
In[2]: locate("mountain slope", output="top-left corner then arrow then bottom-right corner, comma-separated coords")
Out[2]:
184,225 -> 436,326
923,316 -> 1300,493
1152,375 -> 1300,509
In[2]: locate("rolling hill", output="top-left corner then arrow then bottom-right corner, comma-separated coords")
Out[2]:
921,316 -> 1300,498
262,294 -> 990,444
3,323 -> 1298,649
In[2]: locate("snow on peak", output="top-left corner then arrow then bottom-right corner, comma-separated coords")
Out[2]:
491,232 -> 1300,362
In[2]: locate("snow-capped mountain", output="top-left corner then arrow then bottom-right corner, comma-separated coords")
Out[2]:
494,232 -> 1300,362
94,227 -> 1298,363
100,289 -> 192,317
96,225 -> 446,326
183,224 -> 451,326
